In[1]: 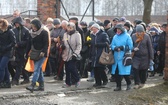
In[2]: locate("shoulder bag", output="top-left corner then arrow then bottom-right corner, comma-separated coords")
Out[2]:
99,46 -> 114,65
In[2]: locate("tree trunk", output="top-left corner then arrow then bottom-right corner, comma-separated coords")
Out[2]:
164,14 -> 168,81
142,0 -> 153,24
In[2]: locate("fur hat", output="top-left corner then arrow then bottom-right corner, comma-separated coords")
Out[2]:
91,23 -> 100,30
67,22 -> 76,30
136,25 -> 145,32
53,18 -> 61,25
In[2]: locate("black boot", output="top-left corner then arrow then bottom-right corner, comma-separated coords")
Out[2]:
34,82 -> 44,91
26,82 -> 36,93
149,71 -> 155,77
114,87 -> 121,91
0,82 -> 11,88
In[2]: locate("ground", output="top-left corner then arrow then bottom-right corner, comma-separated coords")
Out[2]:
0,74 -> 168,105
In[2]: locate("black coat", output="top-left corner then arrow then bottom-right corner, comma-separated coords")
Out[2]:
106,27 -> 116,43
157,31 -> 166,55
90,29 -> 110,68
0,29 -> 16,57
27,29 -> 49,57
13,26 -> 30,61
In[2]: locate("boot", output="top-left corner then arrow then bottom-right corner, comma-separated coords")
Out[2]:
149,71 -> 155,77
34,82 -> 44,91
26,82 -> 36,93
126,84 -> 131,90
114,87 -> 121,91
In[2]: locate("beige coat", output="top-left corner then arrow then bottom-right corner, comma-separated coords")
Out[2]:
62,31 -> 82,61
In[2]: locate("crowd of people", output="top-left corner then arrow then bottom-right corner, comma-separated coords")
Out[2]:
0,10 -> 166,92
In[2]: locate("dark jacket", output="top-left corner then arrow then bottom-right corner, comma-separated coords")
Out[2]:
12,17 -> 30,61
157,31 -> 166,55
0,28 -> 16,57
151,34 -> 160,53
132,33 -> 154,70
27,29 -> 49,57
106,27 -> 116,43
90,29 -> 110,68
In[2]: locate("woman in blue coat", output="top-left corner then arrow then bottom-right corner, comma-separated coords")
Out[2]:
111,24 -> 133,91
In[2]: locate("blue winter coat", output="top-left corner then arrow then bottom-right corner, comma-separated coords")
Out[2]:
90,29 -> 110,68
111,31 -> 133,75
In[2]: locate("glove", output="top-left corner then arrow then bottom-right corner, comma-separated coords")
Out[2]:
40,52 -> 45,57
72,55 -> 77,61
114,47 -> 119,51
134,47 -> 139,51
118,46 -> 124,51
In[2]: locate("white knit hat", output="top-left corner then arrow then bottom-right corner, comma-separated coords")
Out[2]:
91,23 -> 100,30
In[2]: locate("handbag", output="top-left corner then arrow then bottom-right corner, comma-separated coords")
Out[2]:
29,45 -> 42,61
123,45 -> 132,66
99,48 -> 114,65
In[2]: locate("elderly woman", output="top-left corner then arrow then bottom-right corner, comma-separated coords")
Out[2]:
62,22 -> 81,88
26,18 -> 49,92
0,19 -> 16,88
90,23 -> 110,87
132,25 -> 153,89
111,24 -> 133,91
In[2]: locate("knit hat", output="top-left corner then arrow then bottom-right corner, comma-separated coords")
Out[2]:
149,27 -> 158,33
88,21 -> 96,27
91,23 -> 100,30
113,17 -> 119,22
31,18 -> 42,30
119,17 -> 126,22
136,25 -> 145,32
69,16 -> 78,21
104,20 -> 111,26
53,18 -> 61,25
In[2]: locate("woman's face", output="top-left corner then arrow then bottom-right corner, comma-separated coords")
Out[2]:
31,24 -> 38,31
116,28 -> 122,34
67,26 -> 74,32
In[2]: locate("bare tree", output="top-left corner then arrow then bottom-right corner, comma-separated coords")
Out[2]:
142,0 -> 154,24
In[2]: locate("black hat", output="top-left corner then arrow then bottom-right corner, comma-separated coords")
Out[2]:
124,22 -> 131,29
96,20 -> 104,27
69,16 -> 78,21
53,18 -> 61,25
80,21 -> 87,26
162,23 -> 167,28
104,20 -> 111,26
31,18 -> 42,30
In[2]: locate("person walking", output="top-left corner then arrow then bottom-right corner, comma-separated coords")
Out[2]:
26,18 -> 49,92
132,25 -> 154,89
111,24 -> 133,91
0,19 -> 16,88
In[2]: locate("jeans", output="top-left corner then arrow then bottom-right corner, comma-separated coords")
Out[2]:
32,57 -> 46,83
0,56 -> 10,83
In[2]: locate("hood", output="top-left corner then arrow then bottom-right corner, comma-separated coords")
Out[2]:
13,16 -> 24,26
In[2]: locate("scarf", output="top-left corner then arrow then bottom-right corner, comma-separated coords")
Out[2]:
135,32 -> 145,43
30,26 -> 44,38
67,30 -> 76,35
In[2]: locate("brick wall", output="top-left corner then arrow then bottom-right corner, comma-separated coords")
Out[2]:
37,0 -> 60,24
